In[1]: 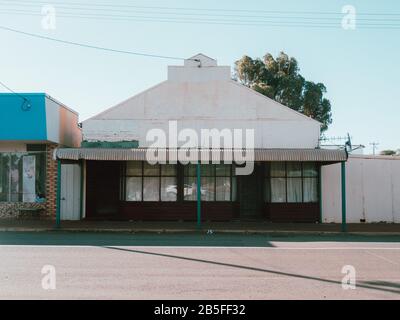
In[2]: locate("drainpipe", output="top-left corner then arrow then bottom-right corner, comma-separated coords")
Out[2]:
341,161 -> 347,232
196,162 -> 201,230
55,159 -> 61,229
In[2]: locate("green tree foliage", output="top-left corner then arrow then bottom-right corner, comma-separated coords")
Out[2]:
235,52 -> 332,132
380,150 -> 397,156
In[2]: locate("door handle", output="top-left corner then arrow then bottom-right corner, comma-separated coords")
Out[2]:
61,197 -> 66,200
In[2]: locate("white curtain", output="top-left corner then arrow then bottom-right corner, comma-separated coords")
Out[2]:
271,178 -> 286,202
303,178 -> 318,202
143,177 -> 159,201
287,178 -> 302,202
216,177 -> 230,201
125,177 -> 142,201
201,177 -> 215,201
184,177 -> 197,201
161,177 -> 177,201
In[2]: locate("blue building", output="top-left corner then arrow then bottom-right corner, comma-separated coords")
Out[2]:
0,93 -> 81,217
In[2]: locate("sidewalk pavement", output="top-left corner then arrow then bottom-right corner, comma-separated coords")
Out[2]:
0,218 -> 399,236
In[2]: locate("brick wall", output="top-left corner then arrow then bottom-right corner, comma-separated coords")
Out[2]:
45,143 -> 58,217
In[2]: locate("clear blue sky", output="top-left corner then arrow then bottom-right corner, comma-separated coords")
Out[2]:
0,0 -> 399,154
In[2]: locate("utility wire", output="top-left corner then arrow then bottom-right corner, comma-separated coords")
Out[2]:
0,2 -> 399,28
1,7 -> 400,25
0,11 -> 399,29
0,79 -> 31,110
1,0 -> 400,16
0,2 -> 399,21
0,14 -> 357,29
0,25 -> 189,60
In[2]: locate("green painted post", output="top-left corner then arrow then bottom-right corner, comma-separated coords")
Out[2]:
55,160 -> 61,229
341,161 -> 347,232
318,165 -> 323,223
196,162 -> 201,230
79,161 -> 84,220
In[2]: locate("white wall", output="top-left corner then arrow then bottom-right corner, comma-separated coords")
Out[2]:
83,54 -> 321,149
45,97 -> 60,143
322,156 -> 400,223
45,95 -> 82,147
0,141 -> 26,152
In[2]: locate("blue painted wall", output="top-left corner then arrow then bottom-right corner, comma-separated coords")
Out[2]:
0,93 -> 47,140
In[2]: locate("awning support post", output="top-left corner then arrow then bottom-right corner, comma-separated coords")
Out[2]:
79,160 -> 84,220
55,160 -> 61,229
318,165 -> 323,223
196,162 -> 201,230
341,161 -> 347,232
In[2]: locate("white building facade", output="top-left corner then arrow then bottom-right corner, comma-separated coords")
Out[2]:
83,54 -> 320,149
53,54 -> 399,225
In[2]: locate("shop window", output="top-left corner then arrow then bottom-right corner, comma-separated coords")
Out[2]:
126,177 -> 142,201
126,161 -> 142,176
271,162 -> 286,177
216,177 -> 230,201
143,162 -> 160,201
183,164 -> 201,201
303,163 -> 318,202
0,154 -> 10,202
183,164 -> 235,202
271,178 -> 286,202
143,177 -> 159,201
124,162 -> 177,202
270,162 -> 286,202
216,164 -> 233,201
265,162 -> 319,203
161,164 -> 177,201
123,162 -> 237,202
0,152 -> 46,203
287,177 -> 302,202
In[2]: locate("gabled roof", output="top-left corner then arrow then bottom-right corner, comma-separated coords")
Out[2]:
84,53 -> 321,126
84,79 -> 321,125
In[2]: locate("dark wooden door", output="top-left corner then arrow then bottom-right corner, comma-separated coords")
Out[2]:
86,161 -> 121,218
239,164 -> 263,219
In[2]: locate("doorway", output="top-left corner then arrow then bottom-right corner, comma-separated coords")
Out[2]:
239,163 -> 263,219
60,163 -> 81,220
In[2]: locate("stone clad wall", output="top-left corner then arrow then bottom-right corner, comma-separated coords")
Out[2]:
0,202 -> 46,218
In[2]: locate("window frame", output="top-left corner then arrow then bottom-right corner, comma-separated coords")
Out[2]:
123,162 -> 178,202
183,164 -> 235,202
122,162 -> 237,203
265,162 -> 319,204
0,151 -> 47,203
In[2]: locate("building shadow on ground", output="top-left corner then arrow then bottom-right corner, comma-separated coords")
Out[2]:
1,231 -> 400,246
103,246 -> 400,296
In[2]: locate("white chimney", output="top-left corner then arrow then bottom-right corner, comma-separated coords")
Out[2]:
168,53 -> 231,82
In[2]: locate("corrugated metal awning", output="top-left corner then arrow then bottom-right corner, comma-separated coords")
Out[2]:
55,148 -> 347,162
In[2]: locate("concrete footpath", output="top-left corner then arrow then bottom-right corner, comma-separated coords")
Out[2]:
0,218 -> 399,236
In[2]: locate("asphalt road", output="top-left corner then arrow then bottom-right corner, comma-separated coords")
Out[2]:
1,232 -> 400,299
